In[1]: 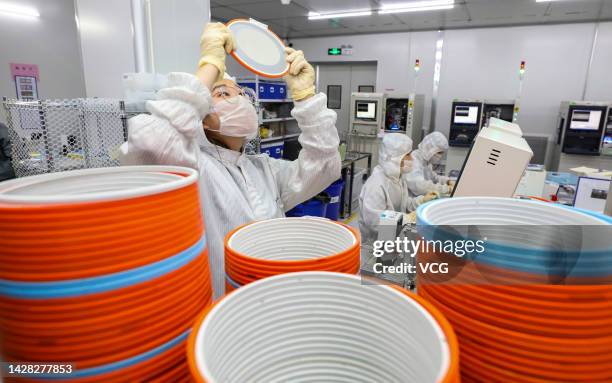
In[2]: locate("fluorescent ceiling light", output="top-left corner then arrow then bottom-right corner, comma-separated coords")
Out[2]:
308,9 -> 372,20
0,2 -> 40,18
378,0 -> 454,14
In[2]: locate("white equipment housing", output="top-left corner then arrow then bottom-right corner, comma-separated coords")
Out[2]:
383,93 -> 425,144
349,92 -> 385,136
453,118 -> 533,198
376,210 -> 404,243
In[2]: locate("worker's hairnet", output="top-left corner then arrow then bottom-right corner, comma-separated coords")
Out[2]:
418,131 -> 449,162
379,133 -> 413,179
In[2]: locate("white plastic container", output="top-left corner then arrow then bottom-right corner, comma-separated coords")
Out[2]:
191,272 -> 454,383
0,165 -> 197,204
228,217 -> 356,261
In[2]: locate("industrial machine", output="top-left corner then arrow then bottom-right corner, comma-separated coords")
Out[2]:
453,118 -> 533,198
383,93 -> 425,143
449,99 -> 519,147
349,92 -> 385,136
481,100 -> 518,128
602,105 -> 612,156
449,99 -> 483,147
554,101 -> 608,156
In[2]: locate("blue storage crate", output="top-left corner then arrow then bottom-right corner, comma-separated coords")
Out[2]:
267,83 -> 278,99
272,83 -> 287,99
269,83 -> 286,99
238,81 -> 267,99
239,80 -> 288,100
261,142 -> 284,159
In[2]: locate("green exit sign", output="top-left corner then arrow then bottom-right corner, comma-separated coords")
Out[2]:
328,48 -> 342,56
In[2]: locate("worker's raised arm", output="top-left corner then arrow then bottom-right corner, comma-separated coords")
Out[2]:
196,22 -> 235,90
266,48 -> 340,210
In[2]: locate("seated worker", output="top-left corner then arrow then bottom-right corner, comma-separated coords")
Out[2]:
358,133 -> 438,246
119,23 -> 341,298
404,131 -> 454,196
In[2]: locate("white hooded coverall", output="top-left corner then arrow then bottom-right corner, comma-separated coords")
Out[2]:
404,131 -> 450,196
358,133 -> 426,246
119,73 -> 341,298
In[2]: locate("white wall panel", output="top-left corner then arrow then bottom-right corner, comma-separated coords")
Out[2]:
148,0 -> 210,74
436,23 -> 595,138
75,0 -> 136,97
292,30 -> 438,131
295,22 -> 604,141
584,21 -> 612,101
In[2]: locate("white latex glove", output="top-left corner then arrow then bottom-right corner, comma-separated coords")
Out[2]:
198,22 -> 235,82
283,47 -> 315,101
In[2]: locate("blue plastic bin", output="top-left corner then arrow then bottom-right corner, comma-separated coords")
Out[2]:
324,179 -> 344,221
278,84 -> 287,99
268,83 -> 286,99
238,81 -> 264,98
261,142 -> 284,159
239,80 -> 287,100
286,198 -> 327,218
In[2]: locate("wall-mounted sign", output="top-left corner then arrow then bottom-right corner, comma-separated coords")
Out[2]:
328,48 -> 342,56
10,63 -> 39,80
15,76 -> 38,100
10,63 -> 39,100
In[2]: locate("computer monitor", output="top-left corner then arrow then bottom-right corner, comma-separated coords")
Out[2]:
569,109 -> 602,131
355,101 -> 377,120
453,105 -> 480,125
573,176 -> 611,213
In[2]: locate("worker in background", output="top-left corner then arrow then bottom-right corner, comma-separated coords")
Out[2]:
119,23 -> 341,298
404,131 -> 454,196
0,122 -> 16,182
359,133 -> 438,246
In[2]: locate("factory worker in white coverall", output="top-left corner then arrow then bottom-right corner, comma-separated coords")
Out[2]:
358,134 -> 438,246
119,23 -> 341,298
404,131 -> 453,196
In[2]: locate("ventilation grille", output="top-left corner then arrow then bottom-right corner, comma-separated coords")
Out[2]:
487,148 -> 501,166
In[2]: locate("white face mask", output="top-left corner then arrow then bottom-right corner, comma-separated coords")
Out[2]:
430,152 -> 444,164
401,161 -> 413,174
212,96 -> 258,139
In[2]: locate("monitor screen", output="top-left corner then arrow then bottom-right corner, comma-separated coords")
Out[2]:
569,109 -> 602,131
574,176 -> 611,213
453,105 -> 479,125
356,101 -> 377,120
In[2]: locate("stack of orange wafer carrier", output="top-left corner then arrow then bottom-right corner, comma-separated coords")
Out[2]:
188,272 -> 460,383
223,217 -> 360,292
415,197 -> 612,383
0,166 -> 212,382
